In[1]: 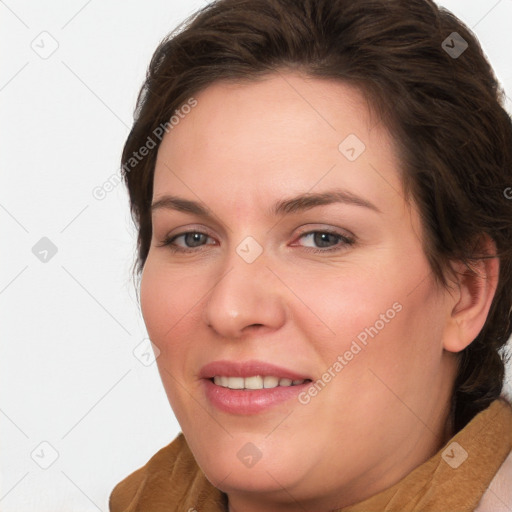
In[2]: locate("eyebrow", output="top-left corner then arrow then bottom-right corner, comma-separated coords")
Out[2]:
151,188 -> 381,218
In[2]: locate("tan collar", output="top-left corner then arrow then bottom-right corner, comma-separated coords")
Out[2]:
109,397 -> 512,512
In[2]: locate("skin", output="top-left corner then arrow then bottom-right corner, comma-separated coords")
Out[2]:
139,71 -> 499,512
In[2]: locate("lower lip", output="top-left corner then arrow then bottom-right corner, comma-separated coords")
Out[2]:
202,378 -> 311,415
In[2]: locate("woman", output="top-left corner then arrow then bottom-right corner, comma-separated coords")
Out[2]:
109,0 -> 512,510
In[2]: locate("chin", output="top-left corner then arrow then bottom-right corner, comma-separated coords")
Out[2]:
203,460 -> 301,495
186,431 -> 313,495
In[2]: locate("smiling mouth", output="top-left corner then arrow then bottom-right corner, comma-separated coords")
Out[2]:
211,375 -> 312,390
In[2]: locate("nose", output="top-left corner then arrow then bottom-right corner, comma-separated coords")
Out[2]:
202,246 -> 287,339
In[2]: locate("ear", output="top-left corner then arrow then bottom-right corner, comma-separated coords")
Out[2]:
442,235 -> 500,353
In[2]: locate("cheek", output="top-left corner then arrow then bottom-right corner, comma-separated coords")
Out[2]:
295,254 -> 444,380
140,265 -> 169,344
287,264 -> 402,350
338,275 -> 446,406
139,259 -> 204,359
139,260 -> 207,419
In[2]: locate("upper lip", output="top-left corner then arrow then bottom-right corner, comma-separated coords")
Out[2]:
199,360 -> 312,381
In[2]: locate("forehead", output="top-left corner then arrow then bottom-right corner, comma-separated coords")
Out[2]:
153,72 -> 404,215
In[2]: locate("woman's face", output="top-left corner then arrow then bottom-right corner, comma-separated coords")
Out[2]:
140,72 -> 459,509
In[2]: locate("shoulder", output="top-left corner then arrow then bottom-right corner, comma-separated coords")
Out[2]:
475,448 -> 512,512
108,433 -> 189,512
475,396 -> 512,512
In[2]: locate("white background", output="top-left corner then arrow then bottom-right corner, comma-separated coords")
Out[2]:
2,1 -> 511,510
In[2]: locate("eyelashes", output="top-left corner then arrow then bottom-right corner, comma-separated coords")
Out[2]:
160,232 -> 214,252
157,229 -> 355,255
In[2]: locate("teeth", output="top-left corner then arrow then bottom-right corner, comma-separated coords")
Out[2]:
263,376 -> 279,388
227,376 -> 244,389
213,375 -> 306,390
245,375 -> 263,389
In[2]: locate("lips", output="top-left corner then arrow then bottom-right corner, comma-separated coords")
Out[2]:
199,360 -> 313,415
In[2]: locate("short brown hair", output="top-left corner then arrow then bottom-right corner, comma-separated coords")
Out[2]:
121,0 -> 512,432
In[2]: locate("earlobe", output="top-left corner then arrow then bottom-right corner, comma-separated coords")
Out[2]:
443,236 -> 500,353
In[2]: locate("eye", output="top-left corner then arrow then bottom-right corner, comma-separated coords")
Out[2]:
158,231 -> 216,253
293,230 -> 355,253
158,228 -> 355,254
